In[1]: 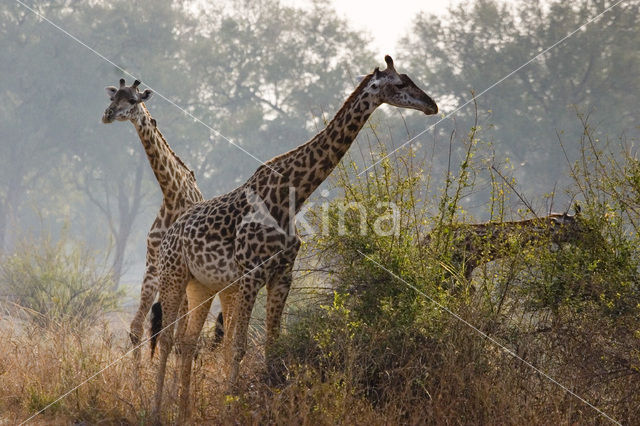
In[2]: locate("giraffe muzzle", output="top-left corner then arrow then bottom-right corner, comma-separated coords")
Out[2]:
102,108 -> 115,123
420,95 -> 438,115
423,102 -> 438,115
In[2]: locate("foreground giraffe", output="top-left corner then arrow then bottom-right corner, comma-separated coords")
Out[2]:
426,211 -> 588,281
101,80 -> 233,361
149,55 -> 438,421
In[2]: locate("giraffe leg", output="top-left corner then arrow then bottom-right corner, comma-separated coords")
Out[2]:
151,277 -> 187,423
177,280 -> 214,423
174,295 -> 189,354
129,270 -> 156,398
264,267 -> 293,383
151,304 -> 177,423
218,286 -> 238,348
130,268 -> 157,361
265,267 -> 293,358
227,275 -> 262,388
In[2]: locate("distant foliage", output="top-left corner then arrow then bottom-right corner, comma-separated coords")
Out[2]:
400,0 -> 640,196
0,232 -> 122,329
0,0 -> 374,278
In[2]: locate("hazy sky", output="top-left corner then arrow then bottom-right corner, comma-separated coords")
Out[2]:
283,0 -> 463,55
329,0 -> 459,55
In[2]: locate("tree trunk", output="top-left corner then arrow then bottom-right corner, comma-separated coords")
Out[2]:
110,156 -> 145,290
0,201 -> 6,254
1,179 -> 22,254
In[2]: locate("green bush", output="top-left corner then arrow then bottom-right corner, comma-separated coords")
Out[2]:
0,232 -> 122,329
277,118 -> 640,422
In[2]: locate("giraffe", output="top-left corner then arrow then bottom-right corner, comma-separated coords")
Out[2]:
425,211 -> 589,281
101,79 -> 233,361
148,55 -> 438,422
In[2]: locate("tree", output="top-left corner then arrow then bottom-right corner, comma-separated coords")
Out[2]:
398,0 -> 640,197
0,0 -> 376,288
175,0 -> 375,195
0,1 -> 81,252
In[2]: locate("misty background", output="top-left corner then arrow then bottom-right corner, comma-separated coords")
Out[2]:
1,0 -> 638,292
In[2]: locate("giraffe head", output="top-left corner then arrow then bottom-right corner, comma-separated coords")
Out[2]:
547,205 -> 594,246
102,79 -> 153,123
363,55 -> 438,115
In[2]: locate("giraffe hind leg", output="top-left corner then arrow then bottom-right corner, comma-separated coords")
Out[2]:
151,274 -> 188,422
174,296 -> 189,355
177,280 -> 214,423
217,286 -> 238,350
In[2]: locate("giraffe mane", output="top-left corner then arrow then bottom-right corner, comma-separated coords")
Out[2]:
342,72 -> 374,109
261,73 -> 375,169
140,104 -> 196,180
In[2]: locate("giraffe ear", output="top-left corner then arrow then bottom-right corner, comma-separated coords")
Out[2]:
573,202 -> 582,216
105,86 -> 117,100
139,89 -> 153,102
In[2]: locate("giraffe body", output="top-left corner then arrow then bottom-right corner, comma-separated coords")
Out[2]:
101,79 -> 233,360
149,56 -> 438,422
428,212 -> 588,280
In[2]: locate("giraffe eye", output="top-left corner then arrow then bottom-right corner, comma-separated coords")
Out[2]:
129,99 -> 137,105
395,82 -> 407,89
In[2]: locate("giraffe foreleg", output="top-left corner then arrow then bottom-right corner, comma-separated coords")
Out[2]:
218,286 -> 238,348
227,274 -> 263,388
265,266 -> 293,357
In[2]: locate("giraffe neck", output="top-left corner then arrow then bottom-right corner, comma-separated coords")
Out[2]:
248,75 -> 379,219
131,104 -> 202,206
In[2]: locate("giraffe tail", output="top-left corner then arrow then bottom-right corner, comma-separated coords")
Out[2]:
212,312 -> 224,349
150,301 -> 163,358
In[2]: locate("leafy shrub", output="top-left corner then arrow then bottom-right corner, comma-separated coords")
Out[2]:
0,232 -> 122,329
277,118 -> 640,422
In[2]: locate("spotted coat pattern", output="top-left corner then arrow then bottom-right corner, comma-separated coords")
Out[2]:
102,79 -> 236,359
149,56 -> 439,422
426,213 -> 588,281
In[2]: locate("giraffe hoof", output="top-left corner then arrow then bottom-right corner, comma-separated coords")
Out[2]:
129,331 -> 141,347
265,358 -> 287,386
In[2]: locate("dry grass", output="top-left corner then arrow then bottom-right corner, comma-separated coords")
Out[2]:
1,317 -> 406,425
1,297 -> 638,425
0,316 -> 380,425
